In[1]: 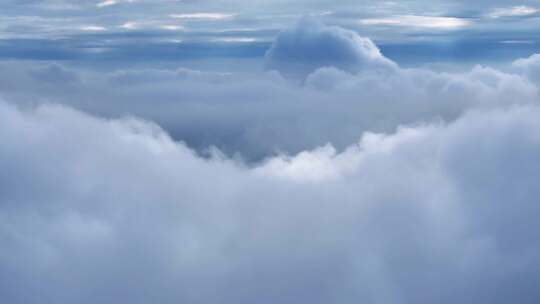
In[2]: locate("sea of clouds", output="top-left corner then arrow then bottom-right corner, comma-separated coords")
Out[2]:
1,19 -> 540,303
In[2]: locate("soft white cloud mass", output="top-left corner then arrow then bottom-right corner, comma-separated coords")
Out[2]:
1,98 -> 540,303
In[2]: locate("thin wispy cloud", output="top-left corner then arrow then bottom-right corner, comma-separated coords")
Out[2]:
97,0 -> 136,8
170,13 -> 236,20
488,6 -> 539,18
161,25 -> 185,31
97,0 -> 117,7
360,15 -> 471,29
80,25 -> 107,31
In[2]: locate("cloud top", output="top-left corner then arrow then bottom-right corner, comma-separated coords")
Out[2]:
2,100 -> 540,303
513,53 -> 540,85
265,18 -> 397,79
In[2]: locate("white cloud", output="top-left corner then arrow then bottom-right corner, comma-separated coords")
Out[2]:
161,25 -> 185,31
97,0 -> 136,8
212,37 -> 257,43
489,6 -> 539,18
79,25 -> 107,31
97,0 -> 117,7
170,13 -> 236,20
120,21 -> 138,29
1,99 -> 540,303
360,15 -> 471,29
120,20 -> 185,31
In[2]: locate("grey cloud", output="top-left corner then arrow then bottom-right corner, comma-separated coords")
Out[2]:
264,18 -> 397,80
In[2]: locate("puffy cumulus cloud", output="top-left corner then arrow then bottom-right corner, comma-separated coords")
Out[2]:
514,53 -> 540,85
1,100 -> 540,303
264,18 -> 397,80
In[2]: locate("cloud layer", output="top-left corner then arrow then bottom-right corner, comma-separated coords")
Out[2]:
1,99 -> 540,303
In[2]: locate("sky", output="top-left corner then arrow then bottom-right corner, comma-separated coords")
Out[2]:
1,1 -> 540,303
1,0 -> 540,65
